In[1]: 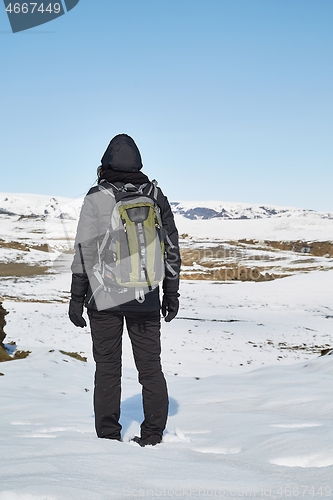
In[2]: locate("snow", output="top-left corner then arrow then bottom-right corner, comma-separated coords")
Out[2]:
0,193 -> 80,219
3,192 -> 332,224
1,350 -> 333,499
1,270 -> 333,499
175,213 -> 333,242
1,193 -> 333,244
1,194 -> 333,499
171,200 -> 333,221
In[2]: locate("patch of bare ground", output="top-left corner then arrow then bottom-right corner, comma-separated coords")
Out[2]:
180,240 -> 333,282
275,341 -> 332,356
181,268 -> 285,282
59,350 -> 87,362
0,344 -> 31,362
238,239 -> 333,257
0,296 -> 68,304
0,239 -> 52,277
247,339 -> 333,357
0,262 -> 50,277
0,238 -> 51,252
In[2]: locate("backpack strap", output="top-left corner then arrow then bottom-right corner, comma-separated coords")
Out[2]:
137,183 -> 149,194
120,183 -> 149,195
135,289 -> 145,304
98,182 -> 118,197
147,180 -> 158,200
97,228 -> 111,257
120,183 -> 137,192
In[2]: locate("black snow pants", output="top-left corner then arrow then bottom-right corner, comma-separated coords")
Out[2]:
88,309 -> 168,440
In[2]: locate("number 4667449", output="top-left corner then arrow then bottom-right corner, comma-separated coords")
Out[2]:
6,3 -> 62,14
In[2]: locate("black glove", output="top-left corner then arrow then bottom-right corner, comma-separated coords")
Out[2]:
162,294 -> 179,322
68,299 -> 87,328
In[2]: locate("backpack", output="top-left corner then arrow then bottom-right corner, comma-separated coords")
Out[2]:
91,180 -> 166,304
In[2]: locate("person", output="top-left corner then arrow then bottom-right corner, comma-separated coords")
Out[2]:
68,134 -> 181,446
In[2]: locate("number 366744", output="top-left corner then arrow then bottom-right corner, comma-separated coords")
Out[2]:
6,3 -> 62,14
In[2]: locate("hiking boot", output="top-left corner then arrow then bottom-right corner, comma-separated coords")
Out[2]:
131,435 -> 162,447
100,435 -> 121,441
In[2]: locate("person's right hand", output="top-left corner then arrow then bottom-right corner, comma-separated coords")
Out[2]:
68,299 -> 87,328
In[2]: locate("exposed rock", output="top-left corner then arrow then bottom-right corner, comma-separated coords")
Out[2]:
0,304 -> 31,362
0,302 -> 8,345
0,302 -> 11,361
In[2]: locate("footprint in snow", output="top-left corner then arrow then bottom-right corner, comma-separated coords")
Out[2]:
163,428 -> 191,443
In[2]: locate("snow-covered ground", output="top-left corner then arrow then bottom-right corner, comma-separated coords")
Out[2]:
1,193 -> 333,499
2,270 -> 333,374
1,346 -> 333,500
174,213 -> 333,243
1,270 -> 333,499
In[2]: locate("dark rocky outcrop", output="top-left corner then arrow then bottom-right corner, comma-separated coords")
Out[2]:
0,304 -> 30,362
0,302 -> 11,361
0,302 -> 8,345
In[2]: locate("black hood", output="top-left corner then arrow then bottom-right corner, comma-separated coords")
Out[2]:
100,134 -> 143,172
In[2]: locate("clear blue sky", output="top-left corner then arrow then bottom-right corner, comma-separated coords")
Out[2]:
1,0 -> 332,211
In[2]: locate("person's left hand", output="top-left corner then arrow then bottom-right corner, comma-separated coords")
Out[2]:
161,294 -> 179,322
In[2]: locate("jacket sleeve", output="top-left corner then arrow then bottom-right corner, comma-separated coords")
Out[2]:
158,190 -> 181,296
70,192 -> 98,301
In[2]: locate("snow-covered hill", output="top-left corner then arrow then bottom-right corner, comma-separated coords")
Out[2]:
171,201 -> 333,220
1,192 -> 333,245
0,193 -> 81,219
1,192 -> 333,221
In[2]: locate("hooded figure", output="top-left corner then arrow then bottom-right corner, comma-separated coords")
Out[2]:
100,134 -> 143,172
69,134 -> 181,447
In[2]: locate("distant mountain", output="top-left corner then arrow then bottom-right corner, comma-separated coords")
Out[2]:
170,201 -> 333,221
0,193 -> 332,221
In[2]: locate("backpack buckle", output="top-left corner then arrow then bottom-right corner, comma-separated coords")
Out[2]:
121,183 -> 137,192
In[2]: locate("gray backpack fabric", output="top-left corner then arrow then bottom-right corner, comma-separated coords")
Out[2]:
90,181 -> 166,304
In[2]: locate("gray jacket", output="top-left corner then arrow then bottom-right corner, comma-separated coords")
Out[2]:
70,181 -> 181,312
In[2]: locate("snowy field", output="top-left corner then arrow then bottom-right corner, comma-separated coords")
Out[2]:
1,194 -> 333,499
1,270 -> 333,500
